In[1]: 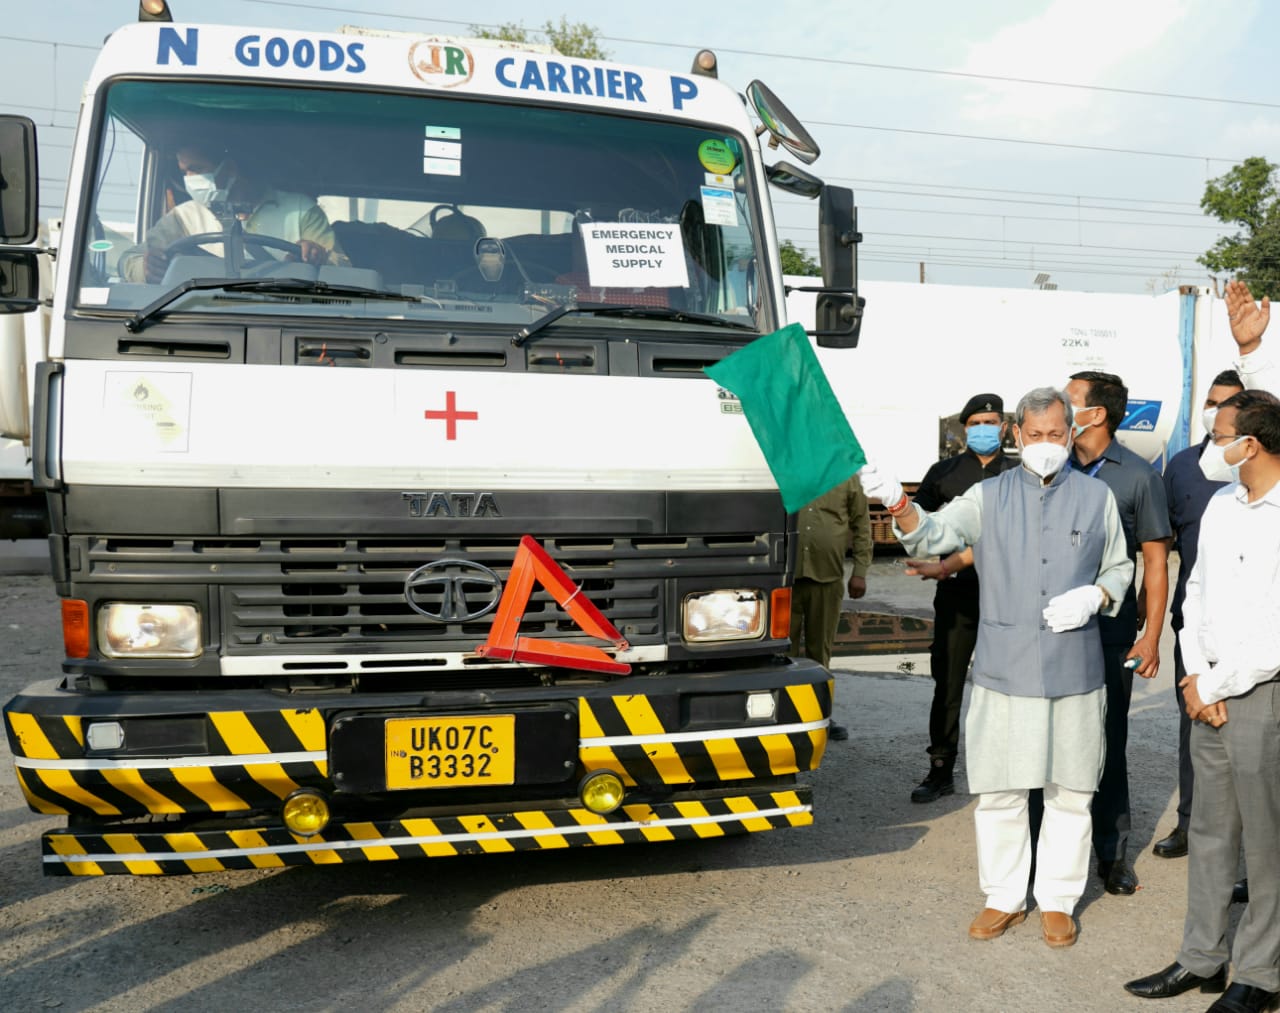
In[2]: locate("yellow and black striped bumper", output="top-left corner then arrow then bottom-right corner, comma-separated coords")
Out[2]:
6,670 -> 832,876
40,788 -> 813,876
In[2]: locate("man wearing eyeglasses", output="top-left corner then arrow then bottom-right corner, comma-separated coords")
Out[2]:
1125,389 -> 1280,1013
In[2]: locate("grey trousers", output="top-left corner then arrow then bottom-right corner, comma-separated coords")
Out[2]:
1177,681 -> 1280,992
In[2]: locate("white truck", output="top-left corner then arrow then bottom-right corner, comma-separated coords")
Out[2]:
786,279 -> 1239,539
0,11 -> 865,876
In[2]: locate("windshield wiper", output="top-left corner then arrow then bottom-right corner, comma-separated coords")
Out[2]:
124,277 -> 429,334
511,302 -> 756,348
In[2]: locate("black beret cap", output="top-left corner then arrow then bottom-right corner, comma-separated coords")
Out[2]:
960,393 -> 1003,424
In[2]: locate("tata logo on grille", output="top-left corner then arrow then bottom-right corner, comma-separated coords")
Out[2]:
404,560 -> 503,623
403,492 -> 502,518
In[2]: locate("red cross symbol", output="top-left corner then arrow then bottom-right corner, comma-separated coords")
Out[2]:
423,391 -> 478,441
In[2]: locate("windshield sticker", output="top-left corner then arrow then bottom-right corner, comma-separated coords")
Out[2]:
424,139 -> 461,160
103,372 -> 192,453
700,186 -> 739,228
423,156 -> 462,176
697,139 -> 737,174
89,239 -> 114,253
79,287 -> 109,306
423,128 -> 462,175
704,172 -> 736,188
580,223 -> 689,288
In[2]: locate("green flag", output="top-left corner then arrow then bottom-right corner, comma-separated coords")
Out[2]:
705,322 -> 865,513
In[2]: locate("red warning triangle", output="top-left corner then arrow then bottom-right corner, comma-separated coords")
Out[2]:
475,535 -> 632,675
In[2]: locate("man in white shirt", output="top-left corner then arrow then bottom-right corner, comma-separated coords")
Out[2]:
119,140 -> 343,284
1124,389 -> 1280,1013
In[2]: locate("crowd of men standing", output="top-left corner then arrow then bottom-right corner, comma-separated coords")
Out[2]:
794,280 -> 1280,1013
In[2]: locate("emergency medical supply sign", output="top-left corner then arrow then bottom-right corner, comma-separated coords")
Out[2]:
0,9 -> 865,877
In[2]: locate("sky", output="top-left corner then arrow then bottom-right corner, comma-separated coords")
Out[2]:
1,0 -> 1275,295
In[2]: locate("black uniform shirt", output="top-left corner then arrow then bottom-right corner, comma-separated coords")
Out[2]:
914,449 -> 1017,585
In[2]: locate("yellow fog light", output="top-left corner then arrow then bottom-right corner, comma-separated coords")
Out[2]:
579,770 -> 625,815
282,790 -> 330,837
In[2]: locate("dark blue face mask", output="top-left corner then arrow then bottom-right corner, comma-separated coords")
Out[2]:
966,423 -> 1002,454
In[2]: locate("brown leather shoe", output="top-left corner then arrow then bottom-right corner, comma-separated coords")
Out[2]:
968,907 -> 1026,940
1040,911 -> 1077,948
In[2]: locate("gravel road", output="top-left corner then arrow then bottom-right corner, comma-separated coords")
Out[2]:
0,558 -> 1241,1013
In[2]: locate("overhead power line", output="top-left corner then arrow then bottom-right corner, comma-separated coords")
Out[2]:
827,186 -> 1208,217
816,201 -> 1224,230
241,2 -> 1280,112
830,176 -> 1200,209
0,33 -> 100,52
806,120 -> 1242,164
1,25 -> 1255,165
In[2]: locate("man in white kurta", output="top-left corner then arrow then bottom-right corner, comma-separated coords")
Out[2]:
860,387 -> 1132,948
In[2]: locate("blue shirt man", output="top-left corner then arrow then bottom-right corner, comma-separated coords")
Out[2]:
1065,370 -> 1171,897
1150,370 -> 1243,859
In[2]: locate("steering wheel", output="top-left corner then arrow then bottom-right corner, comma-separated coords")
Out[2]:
165,231 -> 303,262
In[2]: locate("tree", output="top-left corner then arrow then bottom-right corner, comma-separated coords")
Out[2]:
1199,156 -> 1280,299
469,17 -> 610,60
778,240 -> 820,277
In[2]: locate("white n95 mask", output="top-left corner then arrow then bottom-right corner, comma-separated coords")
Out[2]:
1199,436 -> 1246,484
1021,441 -> 1069,479
184,161 -> 231,207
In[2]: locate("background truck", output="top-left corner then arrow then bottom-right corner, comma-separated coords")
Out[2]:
786,279 -> 1240,541
0,11 -> 864,875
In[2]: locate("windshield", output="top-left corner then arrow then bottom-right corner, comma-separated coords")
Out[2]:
77,79 -> 764,331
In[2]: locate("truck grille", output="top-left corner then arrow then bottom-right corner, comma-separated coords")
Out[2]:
86,533 -> 776,654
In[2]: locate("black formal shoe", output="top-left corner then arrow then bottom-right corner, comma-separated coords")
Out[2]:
1152,827 -> 1189,858
1123,961 -> 1226,998
828,722 -> 850,742
1098,859 -> 1139,895
910,760 -> 955,804
1205,982 -> 1280,1012
1233,878 -> 1250,904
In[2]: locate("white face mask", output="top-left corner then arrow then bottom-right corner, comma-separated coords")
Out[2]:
1071,404 -> 1101,439
1199,436 -> 1248,484
1202,405 -> 1219,437
184,160 -> 230,207
1020,439 -> 1070,479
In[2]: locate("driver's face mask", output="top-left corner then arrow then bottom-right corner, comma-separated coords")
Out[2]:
474,237 -> 506,282
184,160 -> 233,208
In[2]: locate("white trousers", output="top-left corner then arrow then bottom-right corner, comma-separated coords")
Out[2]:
974,785 -> 1093,915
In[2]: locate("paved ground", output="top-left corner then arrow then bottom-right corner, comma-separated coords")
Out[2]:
0,550 -> 1243,1012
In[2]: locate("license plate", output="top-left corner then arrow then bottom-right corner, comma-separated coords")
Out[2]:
384,715 -> 515,790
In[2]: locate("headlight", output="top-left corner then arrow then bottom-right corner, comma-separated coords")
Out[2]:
682,589 -> 765,643
98,603 -> 202,658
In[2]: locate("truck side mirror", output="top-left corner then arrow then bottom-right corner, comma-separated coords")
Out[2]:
745,81 -> 820,165
814,185 -> 864,348
0,249 -> 40,314
0,116 -> 39,246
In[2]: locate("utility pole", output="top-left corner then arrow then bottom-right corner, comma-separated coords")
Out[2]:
918,261 -> 925,284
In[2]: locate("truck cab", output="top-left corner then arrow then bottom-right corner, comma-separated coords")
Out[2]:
1,19 -> 861,876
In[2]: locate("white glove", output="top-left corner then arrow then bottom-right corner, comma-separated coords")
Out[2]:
1042,584 -> 1105,633
857,461 -> 903,508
